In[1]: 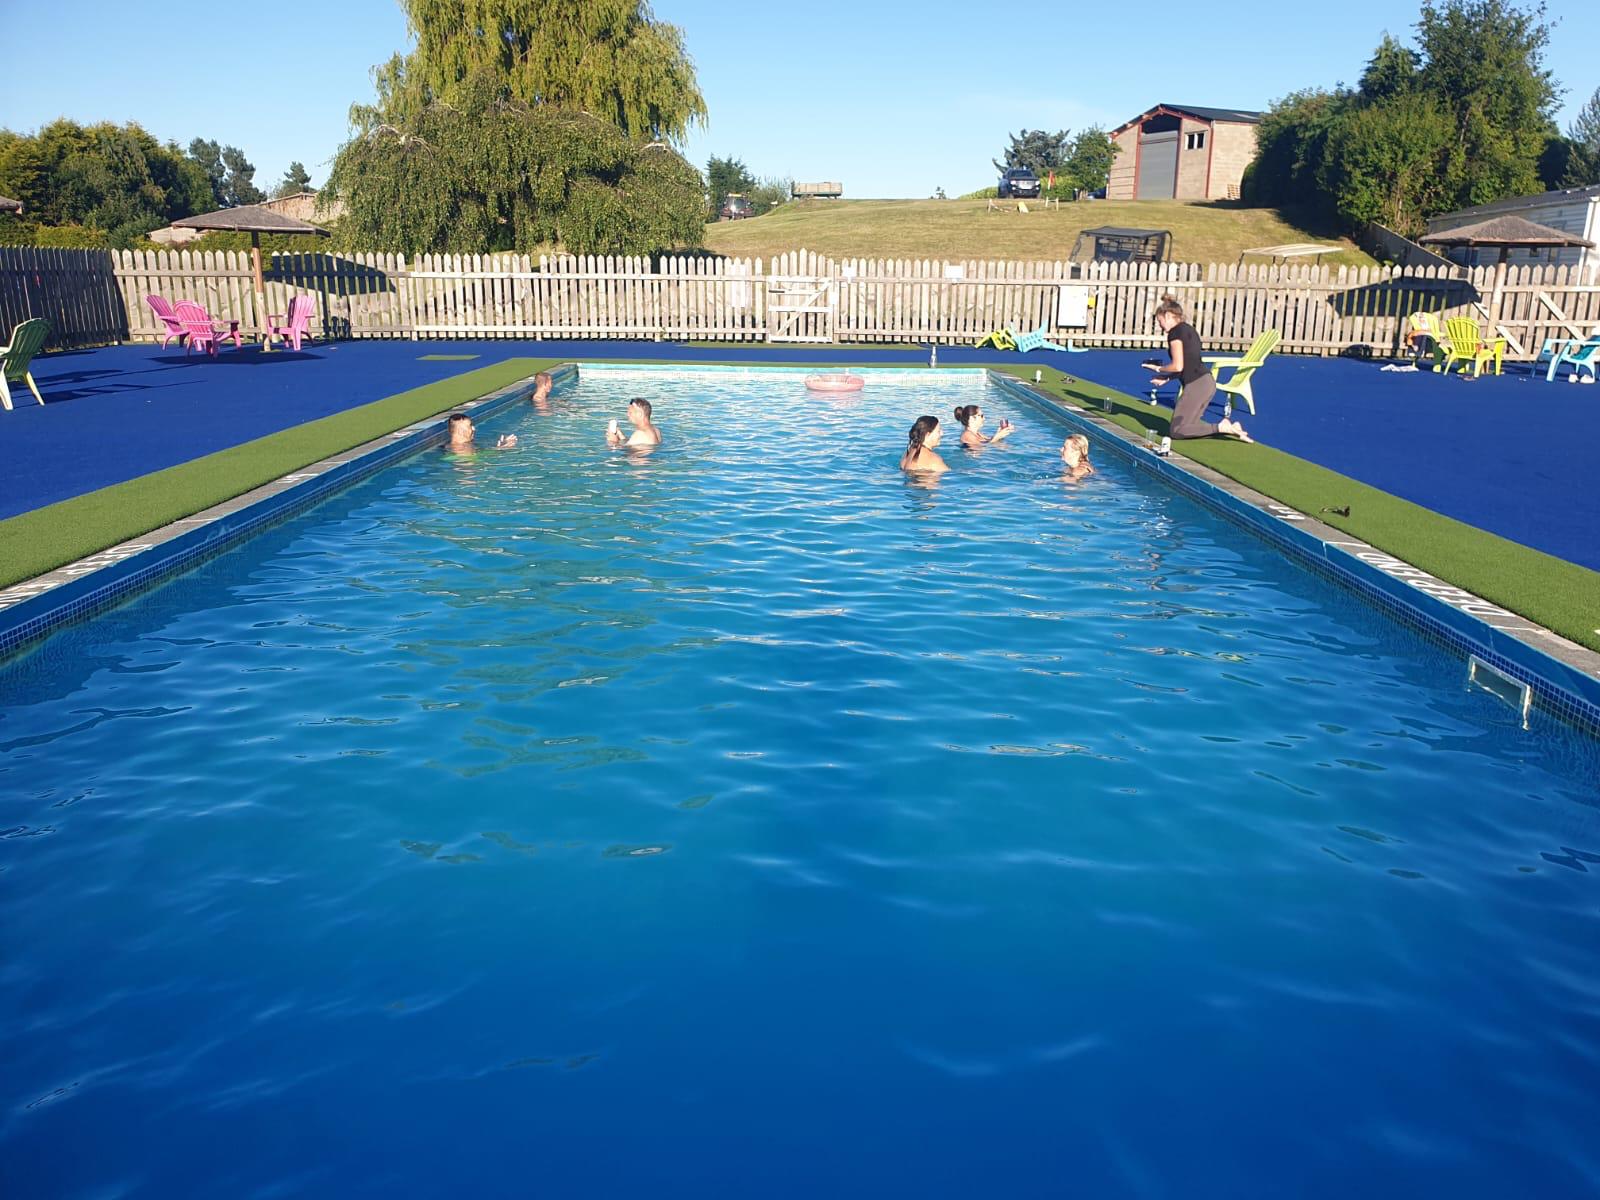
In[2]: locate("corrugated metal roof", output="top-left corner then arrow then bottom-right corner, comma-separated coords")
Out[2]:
1161,104 -> 1264,124
1430,183 -> 1600,226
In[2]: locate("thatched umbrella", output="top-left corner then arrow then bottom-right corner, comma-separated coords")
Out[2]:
0,196 -> 23,214
1421,215 -> 1594,266
172,204 -> 330,332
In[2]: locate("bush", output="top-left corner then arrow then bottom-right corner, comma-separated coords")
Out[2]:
960,187 -> 998,200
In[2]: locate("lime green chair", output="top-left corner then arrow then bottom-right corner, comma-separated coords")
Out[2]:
1202,328 -> 1280,416
0,318 -> 51,411
1440,317 -> 1505,377
975,328 -> 1016,350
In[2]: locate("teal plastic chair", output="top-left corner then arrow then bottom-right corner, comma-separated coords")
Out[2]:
1536,333 -> 1600,383
0,317 -> 50,410
1005,323 -> 1084,353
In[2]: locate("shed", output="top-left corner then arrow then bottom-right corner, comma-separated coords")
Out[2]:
1107,105 -> 1263,202
1426,184 -> 1600,273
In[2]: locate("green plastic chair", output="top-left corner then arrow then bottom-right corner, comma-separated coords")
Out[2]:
0,318 -> 51,411
1440,317 -> 1504,377
1202,328 -> 1280,416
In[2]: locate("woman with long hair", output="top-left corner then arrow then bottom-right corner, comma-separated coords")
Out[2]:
1143,296 -> 1251,442
952,404 -> 1014,449
900,414 -> 948,473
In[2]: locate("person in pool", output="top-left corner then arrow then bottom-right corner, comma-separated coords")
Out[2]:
901,415 -> 948,473
1142,295 -> 1252,442
1060,435 -> 1091,480
445,412 -> 516,452
953,404 -> 1015,448
529,372 -> 554,412
606,397 -> 661,447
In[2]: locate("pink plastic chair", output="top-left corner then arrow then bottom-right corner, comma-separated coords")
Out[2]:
264,295 -> 316,351
172,301 -> 243,357
145,294 -> 188,348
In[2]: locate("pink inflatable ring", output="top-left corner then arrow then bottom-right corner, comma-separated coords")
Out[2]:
805,373 -> 865,393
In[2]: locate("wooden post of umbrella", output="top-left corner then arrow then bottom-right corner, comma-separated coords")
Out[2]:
250,231 -> 269,351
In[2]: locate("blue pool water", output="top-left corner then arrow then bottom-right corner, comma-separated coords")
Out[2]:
3,367 -> 1599,1199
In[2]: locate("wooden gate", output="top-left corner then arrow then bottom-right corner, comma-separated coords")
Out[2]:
766,274 -> 835,342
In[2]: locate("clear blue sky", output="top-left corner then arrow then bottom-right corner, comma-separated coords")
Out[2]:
7,0 -> 1598,199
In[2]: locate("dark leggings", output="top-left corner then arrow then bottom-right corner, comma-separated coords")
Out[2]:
1171,374 -> 1219,439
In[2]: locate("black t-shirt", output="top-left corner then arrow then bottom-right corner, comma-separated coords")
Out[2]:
1168,322 -> 1206,385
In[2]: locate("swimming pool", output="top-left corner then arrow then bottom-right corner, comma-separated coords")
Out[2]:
3,367 -> 1598,1198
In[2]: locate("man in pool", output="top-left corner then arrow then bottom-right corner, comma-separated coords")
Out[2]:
606,397 -> 661,447
446,412 -> 517,452
529,372 -> 553,412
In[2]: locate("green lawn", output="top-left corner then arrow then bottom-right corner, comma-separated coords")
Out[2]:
702,198 -> 1374,267
4,355 -> 1595,660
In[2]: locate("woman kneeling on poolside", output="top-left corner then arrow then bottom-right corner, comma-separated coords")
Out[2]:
1145,295 -> 1251,442
953,404 -> 1014,448
901,415 -> 948,473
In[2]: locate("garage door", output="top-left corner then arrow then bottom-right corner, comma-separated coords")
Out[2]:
1137,132 -> 1179,200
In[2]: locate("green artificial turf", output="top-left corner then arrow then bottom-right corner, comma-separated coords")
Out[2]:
995,364 -> 1600,653
0,358 -> 558,590
5,353 -> 1596,656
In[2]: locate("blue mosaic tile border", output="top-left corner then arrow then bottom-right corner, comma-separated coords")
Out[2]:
0,366 -> 570,663
989,372 -> 1600,740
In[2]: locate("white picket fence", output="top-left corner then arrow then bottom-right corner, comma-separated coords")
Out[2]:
4,245 -> 1599,359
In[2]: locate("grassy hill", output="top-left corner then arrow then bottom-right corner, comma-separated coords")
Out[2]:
701,198 -> 1374,267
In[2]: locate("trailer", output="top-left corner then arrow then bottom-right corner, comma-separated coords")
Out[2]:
791,182 -> 844,200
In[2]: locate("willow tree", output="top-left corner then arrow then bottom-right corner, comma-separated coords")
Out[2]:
360,0 -> 706,142
329,75 -> 704,255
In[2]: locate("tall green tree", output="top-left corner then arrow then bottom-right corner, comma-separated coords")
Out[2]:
1062,127 -> 1119,196
1562,86 -> 1600,186
1320,92 -> 1456,232
0,120 -> 211,244
188,139 -> 265,207
1241,89 -> 1352,216
706,155 -> 755,217
993,129 -> 1070,176
274,161 -> 314,198
360,0 -> 706,142
1415,0 -> 1558,205
329,76 -> 703,255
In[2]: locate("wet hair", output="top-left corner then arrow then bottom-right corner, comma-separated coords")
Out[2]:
1154,294 -> 1186,323
447,412 -> 471,428
1070,433 -> 1090,455
906,415 -> 940,456
629,397 -> 653,419
953,404 -> 981,429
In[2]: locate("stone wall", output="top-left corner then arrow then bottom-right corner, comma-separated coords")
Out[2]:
1107,126 -> 1139,200
1176,119 -> 1210,199
1206,123 -> 1259,200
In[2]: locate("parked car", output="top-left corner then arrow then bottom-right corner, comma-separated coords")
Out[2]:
720,194 -> 755,220
997,168 -> 1041,199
